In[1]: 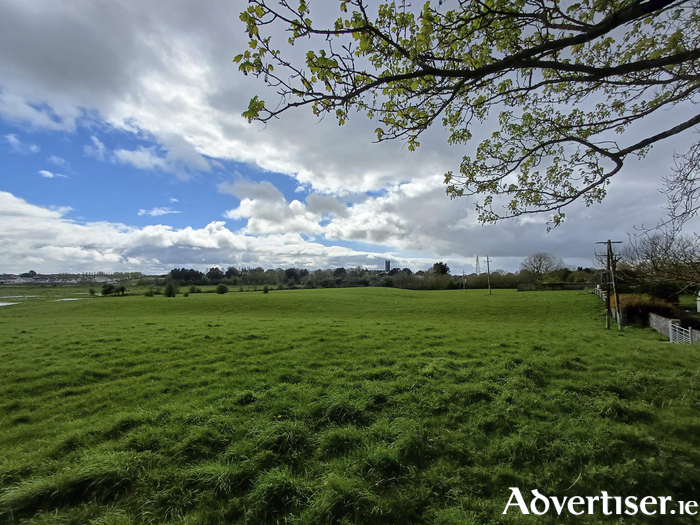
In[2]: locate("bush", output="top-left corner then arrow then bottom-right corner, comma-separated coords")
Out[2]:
263,285 -> 269,294
216,284 -> 229,294
183,292 -> 189,297
101,284 -> 116,296
613,294 -> 677,325
642,282 -> 685,304
144,287 -> 154,297
88,288 -> 95,297
164,282 -> 178,298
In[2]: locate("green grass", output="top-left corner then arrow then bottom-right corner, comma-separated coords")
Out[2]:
1,288 -> 699,524
679,293 -> 698,310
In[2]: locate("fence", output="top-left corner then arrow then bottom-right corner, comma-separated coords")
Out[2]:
592,286 -> 625,324
669,321 -> 693,344
649,312 -> 700,344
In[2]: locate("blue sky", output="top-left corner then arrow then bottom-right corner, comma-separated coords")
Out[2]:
3,122 -> 281,229
0,0 -> 696,275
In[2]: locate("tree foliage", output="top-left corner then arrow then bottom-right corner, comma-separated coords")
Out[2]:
238,0 -> 700,226
206,267 -> 225,282
432,261 -> 450,275
662,135 -> 700,231
225,266 -> 241,278
171,268 -> 206,284
164,282 -> 179,298
621,232 -> 700,291
520,252 -> 565,281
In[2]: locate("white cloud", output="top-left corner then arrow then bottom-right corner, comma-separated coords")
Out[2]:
138,207 -> 182,217
0,0 -> 458,193
218,180 -> 284,201
305,194 -> 350,218
5,133 -> 40,154
114,146 -> 167,171
48,155 -> 66,165
38,170 -> 67,178
213,176 -> 660,271
113,139 -> 210,180
222,180 -> 323,236
84,135 -> 106,160
0,191 -> 404,273
169,197 -> 178,203
0,93 -> 69,130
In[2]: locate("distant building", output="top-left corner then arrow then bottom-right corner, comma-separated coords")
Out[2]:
385,260 -> 390,272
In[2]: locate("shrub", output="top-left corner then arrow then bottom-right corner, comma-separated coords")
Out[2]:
183,292 -> 189,297
88,288 -> 95,297
263,285 -> 269,294
164,282 -> 178,298
144,287 -> 154,297
101,284 -> 115,296
642,282 -> 685,304
216,284 -> 229,294
613,294 -> 677,325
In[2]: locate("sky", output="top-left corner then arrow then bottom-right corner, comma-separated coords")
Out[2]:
0,0 -> 697,276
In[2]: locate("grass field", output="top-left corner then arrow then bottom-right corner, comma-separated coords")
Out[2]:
1,287 -> 699,524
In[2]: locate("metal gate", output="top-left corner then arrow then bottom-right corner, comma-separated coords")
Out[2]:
669,322 -> 693,344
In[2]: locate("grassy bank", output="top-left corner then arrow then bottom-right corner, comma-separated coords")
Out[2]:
0,288 -> 698,523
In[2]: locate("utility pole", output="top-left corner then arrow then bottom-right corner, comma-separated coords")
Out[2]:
611,248 -> 623,331
475,256 -> 480,276
462,270 -> 465,290
486,256 -> 492,295
596,240 -> 623,330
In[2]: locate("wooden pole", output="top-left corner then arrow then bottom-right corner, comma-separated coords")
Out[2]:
611,250 -> 623,331
596,240 -> 623,330
605,240 -> 612,329
486,256 -> 492,295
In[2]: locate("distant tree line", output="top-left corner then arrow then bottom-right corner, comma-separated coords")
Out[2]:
157,257 -> 597,291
